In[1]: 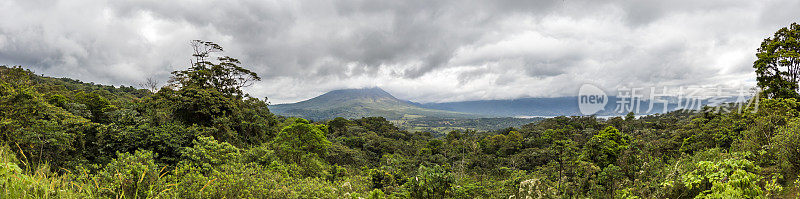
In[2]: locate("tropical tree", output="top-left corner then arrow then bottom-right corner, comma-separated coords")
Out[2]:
408,165 -> 454,199
169,40 -> 260,97
583,126 -> 630,168
754,22 -> 800,99
272,118 -> 331,163
772,118 -> 800,177
680,157 -> 763,198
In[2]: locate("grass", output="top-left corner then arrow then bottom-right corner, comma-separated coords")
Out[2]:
0,144 -> 166,199
1,145 -> 84,198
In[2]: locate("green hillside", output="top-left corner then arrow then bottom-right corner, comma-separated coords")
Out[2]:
270,87 -> 477,120
5,63 -> 800,198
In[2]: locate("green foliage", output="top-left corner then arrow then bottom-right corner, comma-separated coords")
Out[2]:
734,98 -> 799,167
95,150 -> 161,198
370,168 -> 401,191
270,119 -> 333,177
680,109 -> 744,152
408,165 -> 454,199
73,91 -> 114,123
4,26 -> 800,198
583,126 -> 630,168
167,161 -> 358,198
595,164 -> 623,198
141,81 -> 275,146
754,22 -> 800,99
480,130 -> 523,156
0,76 -> 97,168
241,143 -> 280,166
169,40 -> 260,97
136,41 -> 275,146
144,87 -> 236,127
273,119 -> 331,161
680,156 -> 763,198
772,118 -> 800,177
328,117 -> 350,136
512,178 -> 558,199
180,136 -> 241,172
0,145 -> 92,198
92,122 -> 200,165
47,94 -> 68,108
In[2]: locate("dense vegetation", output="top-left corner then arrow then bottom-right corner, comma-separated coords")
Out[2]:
1,23 -> 800,198
396,117 -> 543,132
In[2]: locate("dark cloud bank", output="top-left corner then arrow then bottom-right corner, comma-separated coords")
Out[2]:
1,0 -> 798,103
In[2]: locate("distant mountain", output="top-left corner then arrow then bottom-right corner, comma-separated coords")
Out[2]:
418,96 -> 745,117
416,97 -> 588,117
272,87 -> 748,120
270,87 -> 476,121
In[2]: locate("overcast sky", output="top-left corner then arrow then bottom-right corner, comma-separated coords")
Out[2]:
1,0 -> 798,103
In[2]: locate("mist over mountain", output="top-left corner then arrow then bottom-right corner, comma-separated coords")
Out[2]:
416,97 -> 586,117
419,96 -> 746,117
269,87 -> 476,121
272,87 -> 750,120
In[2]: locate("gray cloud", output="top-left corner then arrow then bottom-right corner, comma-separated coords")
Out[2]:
1,0 -> 798,103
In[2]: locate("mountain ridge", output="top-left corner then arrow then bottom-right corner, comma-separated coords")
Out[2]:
272,87 -> 747,120
269,87 -> 477,120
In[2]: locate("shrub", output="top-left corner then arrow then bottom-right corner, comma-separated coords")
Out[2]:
407,165 -> 454,199
680,156 -> 763,198
95,150 -> 162,198
180,136 -> 241,172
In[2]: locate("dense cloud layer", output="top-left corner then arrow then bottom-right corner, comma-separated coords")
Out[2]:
1,0 -> 798,103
